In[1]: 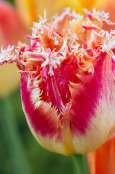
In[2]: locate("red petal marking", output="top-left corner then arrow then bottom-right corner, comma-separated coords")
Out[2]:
69,53 -> 106,135
21,73 -> 61,138
21,52 -> 111,137
82,26 -> 97,30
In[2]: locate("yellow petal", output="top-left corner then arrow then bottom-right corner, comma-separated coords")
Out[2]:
77,0 -> 96,9
15,0 -> 85,26
15,0 -> 39,27
15,0 -> 115,30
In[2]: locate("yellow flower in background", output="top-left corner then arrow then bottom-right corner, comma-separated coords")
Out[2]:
15,0 -> 107,27
15,0 -> 115,31
0,1 -> 28,98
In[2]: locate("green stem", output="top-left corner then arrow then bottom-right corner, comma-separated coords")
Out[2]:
0,96 -> 32,174
72,154 -> 90,174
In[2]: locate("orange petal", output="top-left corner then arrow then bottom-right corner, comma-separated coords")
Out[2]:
88,134 -> 115,174
95,0 -> 115,30
77,0 -> 96,9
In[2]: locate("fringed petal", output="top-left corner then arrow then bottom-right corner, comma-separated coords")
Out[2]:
69,55 -> 115,153
21,73 -> 75,155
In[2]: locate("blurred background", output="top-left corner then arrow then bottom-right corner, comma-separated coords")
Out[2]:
0,89 -> 74,174
0,0 -> 115,174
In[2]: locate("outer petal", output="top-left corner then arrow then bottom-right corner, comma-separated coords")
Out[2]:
0,1 -> 27,98
21,53 -> 115,155
21,73 -> 75,155
88,134 -> 115,174
68,54 -> 115,154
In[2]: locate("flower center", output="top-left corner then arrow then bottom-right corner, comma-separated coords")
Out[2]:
11,8 -> 115,113
40,57 -> 80,111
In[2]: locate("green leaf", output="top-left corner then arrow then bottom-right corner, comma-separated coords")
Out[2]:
0,96 -> 32,174
4,0 -> 15,6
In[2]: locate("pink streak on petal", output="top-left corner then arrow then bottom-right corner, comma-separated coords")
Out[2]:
69,53 -> 106,135
21,73 -> 61,138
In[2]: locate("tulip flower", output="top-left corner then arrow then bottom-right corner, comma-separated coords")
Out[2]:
0,1 -> 27,98
0,8 -> 115,155
88,134 -> 115,174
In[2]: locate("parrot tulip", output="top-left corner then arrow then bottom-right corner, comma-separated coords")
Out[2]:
0,9 -> 115,155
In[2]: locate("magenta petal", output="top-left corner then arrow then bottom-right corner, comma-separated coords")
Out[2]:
21,73 -> 61,137
69,54 -> 105,135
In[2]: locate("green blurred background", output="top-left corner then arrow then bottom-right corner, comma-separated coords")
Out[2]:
0,1 -> 74,174
0,89 -> 74,174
